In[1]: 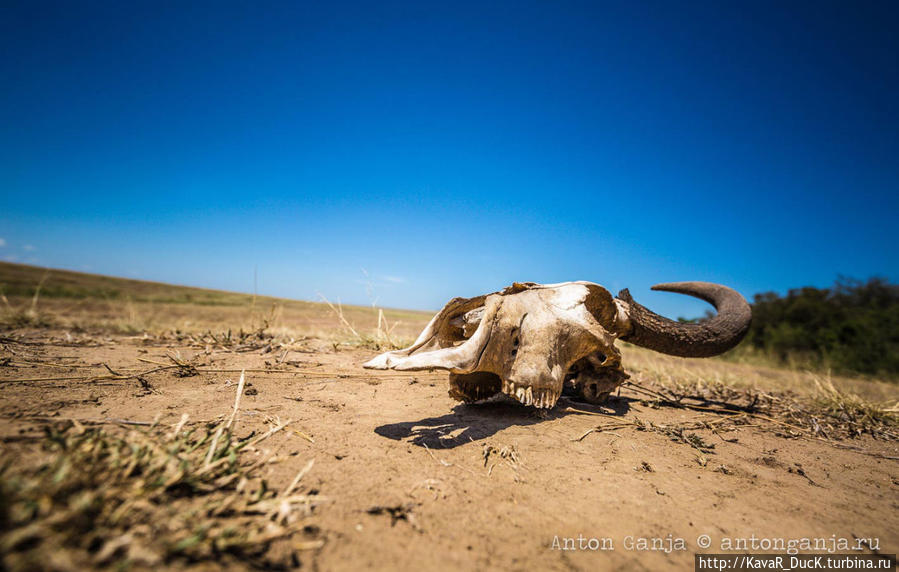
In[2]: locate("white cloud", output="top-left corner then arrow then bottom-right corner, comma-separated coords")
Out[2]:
23,244 -> 35,252
0,238 -> 5,247
381,275 -> 407,284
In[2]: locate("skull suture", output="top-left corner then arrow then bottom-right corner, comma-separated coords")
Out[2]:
363,281 -> 751,409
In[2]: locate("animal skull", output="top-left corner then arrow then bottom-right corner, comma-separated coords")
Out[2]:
363,281 -> 751,409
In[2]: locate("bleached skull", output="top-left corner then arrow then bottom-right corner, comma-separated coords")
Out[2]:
364,281 -> 751,409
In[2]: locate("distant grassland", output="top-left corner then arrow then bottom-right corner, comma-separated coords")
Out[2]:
1,261 -> 315,306
0,261 -> 432,341
1,262 -> 896,404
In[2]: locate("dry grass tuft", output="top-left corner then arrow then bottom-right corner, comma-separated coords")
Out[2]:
620,343 -> 898,441
617,371 -> 897,442
1,272 -> 55,329
0,381 -> 323,571
317,292 -> 407,351
807,375 -> 899,439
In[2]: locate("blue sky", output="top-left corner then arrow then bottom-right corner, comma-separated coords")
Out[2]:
1,1 -> 897,317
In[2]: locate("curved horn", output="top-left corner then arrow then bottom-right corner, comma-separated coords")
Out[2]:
616,281 -> 751,358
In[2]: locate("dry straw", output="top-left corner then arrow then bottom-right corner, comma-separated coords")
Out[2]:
0,372 -> 323,570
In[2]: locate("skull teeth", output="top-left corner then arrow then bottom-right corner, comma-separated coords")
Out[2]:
503,382 -> 559,409
537,390 -> 557,408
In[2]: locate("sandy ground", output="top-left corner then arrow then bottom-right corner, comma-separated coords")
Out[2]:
1,329 -> 897,571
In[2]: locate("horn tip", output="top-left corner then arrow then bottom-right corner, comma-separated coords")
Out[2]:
650,281 -> 689,292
